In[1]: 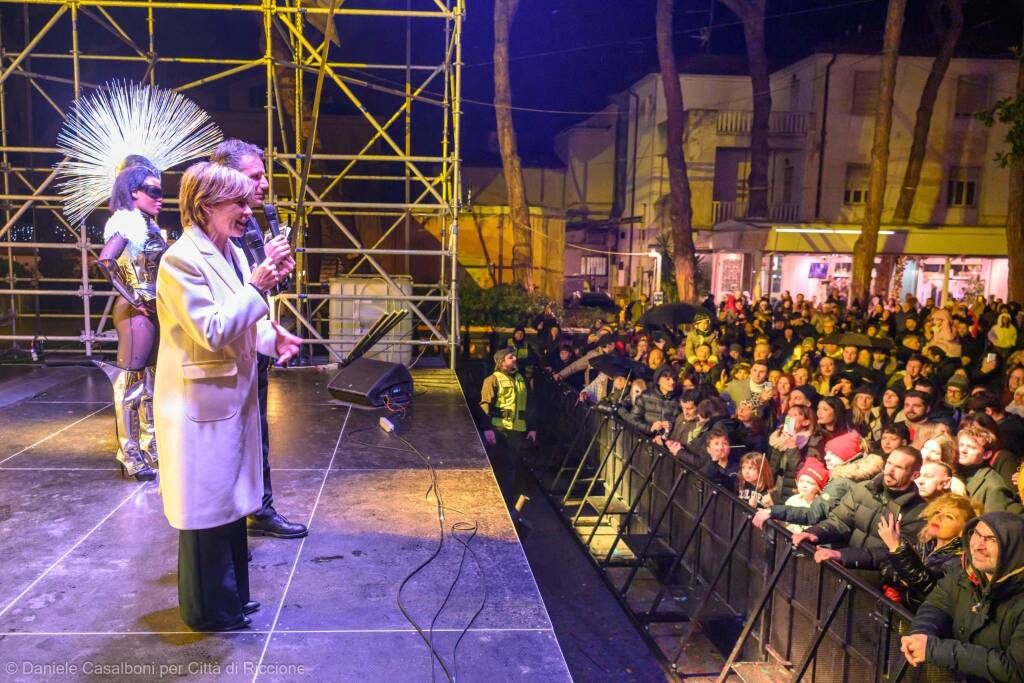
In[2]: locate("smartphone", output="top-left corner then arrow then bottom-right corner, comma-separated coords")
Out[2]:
986,352 -> 997,365
784,415 -> 796,436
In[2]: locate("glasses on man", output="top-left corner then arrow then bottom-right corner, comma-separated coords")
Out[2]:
135,185 -> 163,200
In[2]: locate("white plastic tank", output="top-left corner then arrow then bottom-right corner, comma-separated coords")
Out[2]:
328,275 -> 413,365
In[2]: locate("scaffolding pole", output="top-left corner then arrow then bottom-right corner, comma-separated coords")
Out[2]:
0,0 -> 461,363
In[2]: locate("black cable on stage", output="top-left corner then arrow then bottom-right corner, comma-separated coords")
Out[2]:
391,431 -> 486,683
389,425 -> 454,683
347,416 -> 485,683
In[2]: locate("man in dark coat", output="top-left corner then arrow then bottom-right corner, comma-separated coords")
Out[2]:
902,512 -> 1024,682
791,447 -> 926,571
626,365 -> 680,436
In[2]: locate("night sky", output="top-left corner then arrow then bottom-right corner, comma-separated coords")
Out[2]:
457,0 -> 1023,165
3,0 -> 1022,168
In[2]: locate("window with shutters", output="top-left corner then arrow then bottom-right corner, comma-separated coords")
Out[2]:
946,167 -> 980,208
580,256 -> 607,276
851,71 -> 880,116
843,164 -> 870,205
954,75 -> 990,118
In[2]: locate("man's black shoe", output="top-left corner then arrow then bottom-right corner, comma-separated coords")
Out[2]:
242,601 -> 260,615
247,511 -> 308,539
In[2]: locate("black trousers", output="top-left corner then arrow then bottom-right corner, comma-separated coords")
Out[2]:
252,353 -> 274,518
178,517 -> 249,630
487,427 -> 526,510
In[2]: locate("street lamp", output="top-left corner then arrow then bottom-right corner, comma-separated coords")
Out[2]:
648,249 -> 663,303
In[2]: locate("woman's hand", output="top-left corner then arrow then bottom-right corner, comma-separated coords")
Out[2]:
272,321 -> 301,365
250,258 -> 281,292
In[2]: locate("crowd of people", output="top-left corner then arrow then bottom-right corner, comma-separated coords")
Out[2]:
487,291 -> 1024,681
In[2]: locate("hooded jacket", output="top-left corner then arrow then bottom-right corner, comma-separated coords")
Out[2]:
988,313 -> 1018,350
910,513 -> 1024,682
768,452 -> 884,528
805,473 -> 927,570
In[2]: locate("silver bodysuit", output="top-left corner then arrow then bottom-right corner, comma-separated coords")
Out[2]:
114,222 -> 167,303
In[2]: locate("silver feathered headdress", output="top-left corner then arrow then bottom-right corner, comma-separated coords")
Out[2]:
55,80 -> 223,226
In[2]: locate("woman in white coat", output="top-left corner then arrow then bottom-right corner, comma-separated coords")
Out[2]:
155,161 -> 299,632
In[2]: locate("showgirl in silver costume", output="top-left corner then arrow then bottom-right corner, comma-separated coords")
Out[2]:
94,158 -> 167,480
55,81 -> 221,481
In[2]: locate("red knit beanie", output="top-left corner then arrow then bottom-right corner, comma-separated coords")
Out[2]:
824,430 -> 861,464
797,457 -> 829,489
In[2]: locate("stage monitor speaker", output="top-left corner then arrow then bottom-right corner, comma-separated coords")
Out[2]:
327,357 -> 414,408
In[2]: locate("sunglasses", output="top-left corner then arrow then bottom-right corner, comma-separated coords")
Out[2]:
135,185 -> 163,200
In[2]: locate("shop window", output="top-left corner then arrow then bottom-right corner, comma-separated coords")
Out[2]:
843,164 -> 870,205
954,75 -> 989,118
851,71 -> 880,116
580,255 -> 607,276
946,167 -> 980,208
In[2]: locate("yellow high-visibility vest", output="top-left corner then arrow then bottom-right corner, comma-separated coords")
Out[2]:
491,371 -> 528,432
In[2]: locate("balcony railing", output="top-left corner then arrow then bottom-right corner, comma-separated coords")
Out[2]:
713,200 -> 800,223
716,110 -> 809,136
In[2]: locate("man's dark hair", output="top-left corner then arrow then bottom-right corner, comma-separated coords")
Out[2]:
210,138 -> 264,170
680,389 -> 700,405
890,445 -> 923,472
904,390 -> 931,408
706,427 -> 731,444
967,389 -> 1002,415
696,397 -> 725,420
881,423 -> 910,441
913,377 -> 936,394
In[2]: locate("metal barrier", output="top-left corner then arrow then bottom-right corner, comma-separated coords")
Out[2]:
530,377 -> 955,683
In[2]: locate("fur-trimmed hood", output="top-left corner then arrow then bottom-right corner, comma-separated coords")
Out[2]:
103,208 -> 150,246
831,452 -> 884,482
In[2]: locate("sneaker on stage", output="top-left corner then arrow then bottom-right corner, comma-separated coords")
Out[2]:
246,510 -> 308,539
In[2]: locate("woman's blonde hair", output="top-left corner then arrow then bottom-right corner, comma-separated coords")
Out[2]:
918,493 -> 981,542
179,161 -> 251,229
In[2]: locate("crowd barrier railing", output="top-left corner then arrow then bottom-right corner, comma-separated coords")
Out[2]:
529,376 -> 956,683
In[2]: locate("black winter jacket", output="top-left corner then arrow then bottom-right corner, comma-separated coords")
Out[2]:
769,431 -> 824,500
806,474 -> 927,570
910,513 -> 1024,682
627,387 -> 681,435
883,536 -> 964,611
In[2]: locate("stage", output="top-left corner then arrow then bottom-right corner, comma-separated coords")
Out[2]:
0,364 -> 571,682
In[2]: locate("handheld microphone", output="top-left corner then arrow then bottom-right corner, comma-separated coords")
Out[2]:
263,203 -> 282,239
261,203 -> 291,290
242,216 -> 267,263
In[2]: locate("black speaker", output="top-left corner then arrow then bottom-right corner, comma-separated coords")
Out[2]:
327,357 -> 414,408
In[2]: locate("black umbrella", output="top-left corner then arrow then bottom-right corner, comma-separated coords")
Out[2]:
870,336 -> 895,350
834,332 -> 875,348
578,292 -> 620,312
589,353 -> 653,382
638,303 -> 711,329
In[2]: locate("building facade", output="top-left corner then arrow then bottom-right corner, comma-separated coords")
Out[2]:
556,52 -> 1016,305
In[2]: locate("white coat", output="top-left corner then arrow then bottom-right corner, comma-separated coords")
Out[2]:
154,225 -> 277,530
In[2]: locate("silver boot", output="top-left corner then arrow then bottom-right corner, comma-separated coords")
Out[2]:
94,360 -> 149,476
140,366 -> 158,464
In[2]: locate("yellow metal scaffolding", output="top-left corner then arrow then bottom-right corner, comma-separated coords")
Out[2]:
0,0 -> 463,365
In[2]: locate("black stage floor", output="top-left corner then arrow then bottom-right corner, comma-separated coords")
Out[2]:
0,365 -> 571,682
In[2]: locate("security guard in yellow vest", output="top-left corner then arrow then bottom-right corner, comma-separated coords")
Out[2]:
505,325 -> 537,379
480,347 -> 536,523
